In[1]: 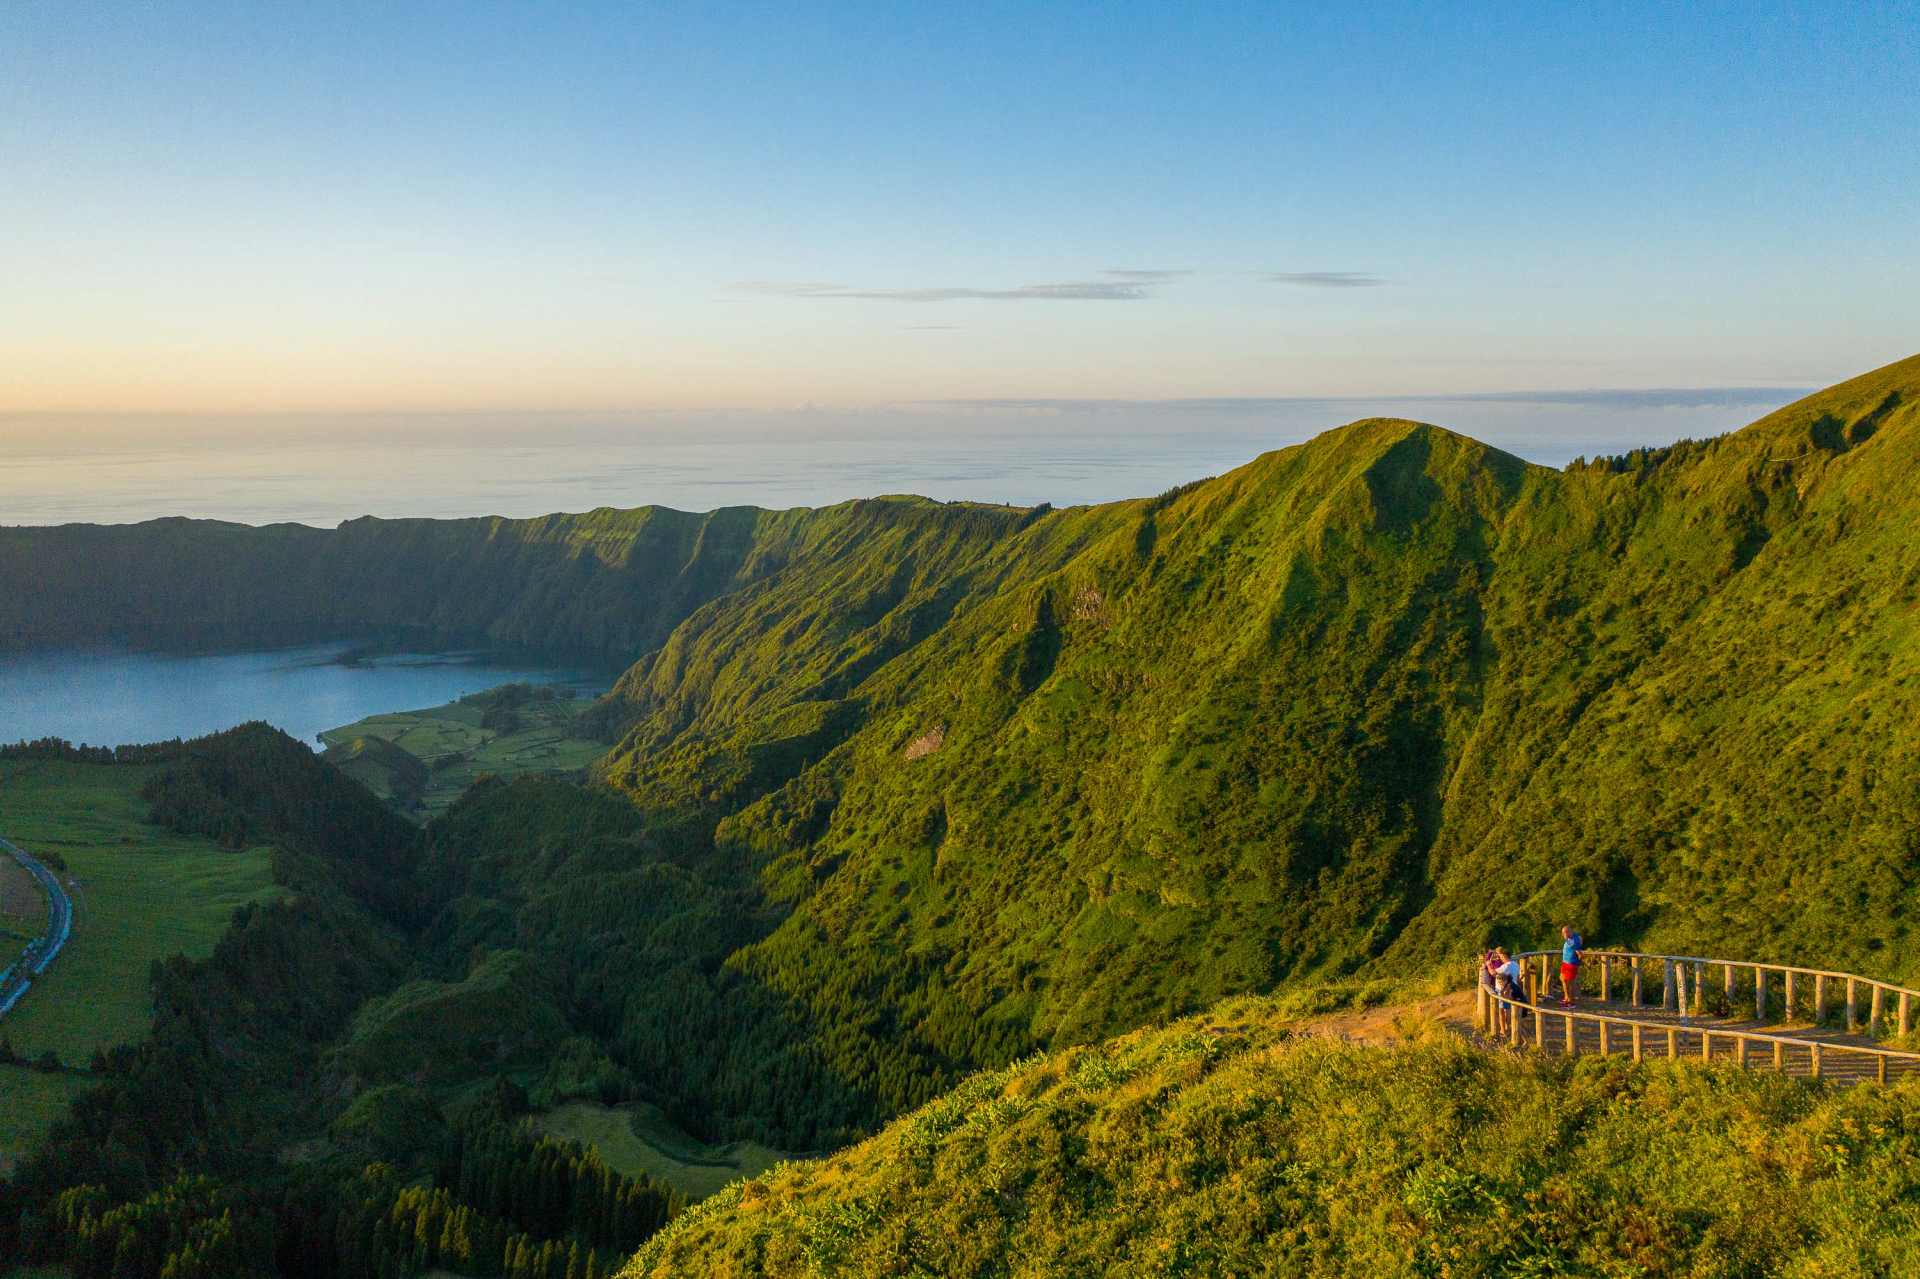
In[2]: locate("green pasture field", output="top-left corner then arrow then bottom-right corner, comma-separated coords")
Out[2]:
0,760 -> 283,1065
527,1101 -> 790,1201
0,1065 -> 89,1177
322,691 -> 608,818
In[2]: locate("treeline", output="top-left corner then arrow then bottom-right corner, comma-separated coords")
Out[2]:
0,736 -> 187,764
37,1109 -> 683,1279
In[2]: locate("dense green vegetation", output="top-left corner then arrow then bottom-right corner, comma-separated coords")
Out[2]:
623,997 -> 1920,1278
567,353 -> 1920,1146
0,498 -> 1031,661
320,684 -> 606,818
0,728 -> 689,1279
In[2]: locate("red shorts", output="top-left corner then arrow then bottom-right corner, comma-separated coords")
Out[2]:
1561,961 -> 1579,985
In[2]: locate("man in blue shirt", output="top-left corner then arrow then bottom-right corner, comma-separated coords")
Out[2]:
1558,924 -> 1586,1008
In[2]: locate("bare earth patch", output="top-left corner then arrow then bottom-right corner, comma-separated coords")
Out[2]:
0,852 -> 49,935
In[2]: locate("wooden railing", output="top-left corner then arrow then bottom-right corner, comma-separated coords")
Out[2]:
1508,949 -> 1920,1038
1476,986 -> 1920,1083
1474,948 -> 1920,1083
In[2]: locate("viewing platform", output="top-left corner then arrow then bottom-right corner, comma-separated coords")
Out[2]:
1478,949 -> 1920,1085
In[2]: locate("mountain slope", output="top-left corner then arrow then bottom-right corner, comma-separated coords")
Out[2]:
0,499 -> 1029,659
575,355 -> 1920,1140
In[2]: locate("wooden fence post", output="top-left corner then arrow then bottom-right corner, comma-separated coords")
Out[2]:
1695,962 -> 1707,1014
1599,1020 -> 1610,1056
1811,1042 -> 1823,1082
1773,1039 -> 1783,1072
1701,1030 -> 1711,1062
1879,1054 -> 1889,1086
1901,991 -> 1912,1039
1632,958 -> 1644,1008
1848,979 -> 1858,1034
1756,968 -> 1768,1023
1663,959 -> 1677,1011
1724,963 -> 1735,1006
1736,1036 -> 1748,1068
1565,1013 -> 1577,1057
1784,969 -> 1796,1022
1632,1023 -> 1643,1061
1510,1000 -> 1521,1048
1667,1027 -> 1678,1058
1535,1003 -> 1546,1048
1477,984 -> 1487,1032
1816,974 -> 1828,1024
1602,957 -> 1612,1003
1871,985 -> 1885,1037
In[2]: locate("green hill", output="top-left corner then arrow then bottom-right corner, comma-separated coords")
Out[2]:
325,732 -> 432,809
562,354 -> 1920,1143
621,996 -> 1920,1278
0,497 -> 1035,660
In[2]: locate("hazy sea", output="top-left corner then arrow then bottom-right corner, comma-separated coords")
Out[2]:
1,391 -> 1807,528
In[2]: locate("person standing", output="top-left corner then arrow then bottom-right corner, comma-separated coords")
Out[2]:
1493,947 -> 1526,1036
1558,924 -> 1586,1009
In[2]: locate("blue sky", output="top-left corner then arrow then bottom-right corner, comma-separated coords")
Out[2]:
2,2 -> 1916,417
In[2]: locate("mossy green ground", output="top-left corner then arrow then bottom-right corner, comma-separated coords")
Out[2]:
0,760 -> 281,1065
322,693 -> 605,817
528,1101 -> 790,1201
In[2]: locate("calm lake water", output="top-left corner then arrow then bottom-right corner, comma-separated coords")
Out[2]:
0,644 -> 615,750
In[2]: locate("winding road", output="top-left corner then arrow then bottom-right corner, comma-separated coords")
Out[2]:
0,835 -> 72,1019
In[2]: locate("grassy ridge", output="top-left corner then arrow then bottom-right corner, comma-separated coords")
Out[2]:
563,356 -> 1920,1143
623,999 -> 1920,1277
0,497 -> 1027,662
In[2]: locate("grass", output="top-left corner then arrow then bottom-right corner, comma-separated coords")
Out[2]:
0,1064 -> 89,1177
0,759 -> 283,1065
321,693 -> 606,818
624,990 -> 1920,1277
527,1101 -> 792,1200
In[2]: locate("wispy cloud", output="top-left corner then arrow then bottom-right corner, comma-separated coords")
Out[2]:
1100,268 -> 1191,284
1261,271 -> 1385,288
737,269 -> 1187,303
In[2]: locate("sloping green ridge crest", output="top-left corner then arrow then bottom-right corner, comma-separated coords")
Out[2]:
573,353 -> 1920,1141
